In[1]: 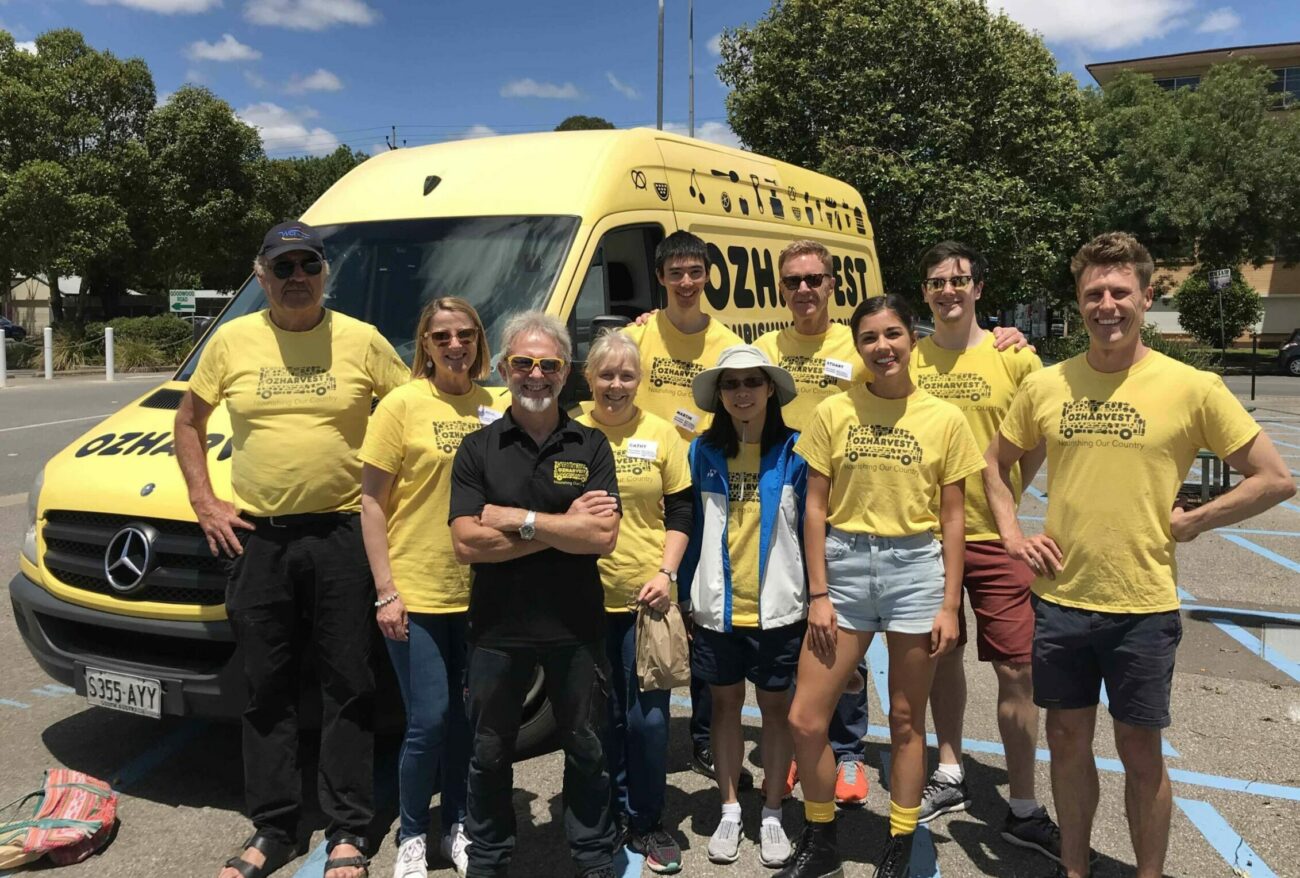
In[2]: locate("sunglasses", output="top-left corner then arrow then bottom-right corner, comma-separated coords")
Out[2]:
507,355 -> 566,375
271,258 -> 324,279
718,376 -> 768,391
922,275 -> 974,293
425,328 -> 477,346
780,272 -> 829,292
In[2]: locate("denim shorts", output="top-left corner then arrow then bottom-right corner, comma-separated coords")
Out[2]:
824,527 -> 946,634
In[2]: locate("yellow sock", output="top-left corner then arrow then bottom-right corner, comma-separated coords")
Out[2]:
889,801 -> 920,837
804,800 -> 836,824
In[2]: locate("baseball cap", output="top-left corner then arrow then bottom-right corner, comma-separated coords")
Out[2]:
260,221 -> 325,261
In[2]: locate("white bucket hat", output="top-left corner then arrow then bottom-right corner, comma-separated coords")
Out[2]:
691,344 -> 798,413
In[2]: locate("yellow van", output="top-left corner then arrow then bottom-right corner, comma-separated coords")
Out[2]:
11,128 -> 882,749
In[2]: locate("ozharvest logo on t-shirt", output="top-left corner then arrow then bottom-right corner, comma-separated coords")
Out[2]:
779,356 -> 839,390
918,372 -> 993,404
553,461 -> 590,485
648,357 -> 702,394
613,449 -> 655,478
431,420 -> 478,455
256,366 -> 336,400
1058,399 -> 1148,445
727,472 -> 760,504
845,424 -> 923,468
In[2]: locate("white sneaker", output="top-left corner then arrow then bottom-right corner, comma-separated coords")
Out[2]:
758,819 -> 792,867
707,818 -> 742,864
440,823 -> 470,877
392,834 -> 427,878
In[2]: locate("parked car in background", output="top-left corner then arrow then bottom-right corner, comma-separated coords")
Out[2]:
0,316 -> 27,341
1279,329 -> 1300,376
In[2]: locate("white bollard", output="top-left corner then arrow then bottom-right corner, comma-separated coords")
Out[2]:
43,326 -> 53,380
104,327 -> 115,382
0,333 -> 7,389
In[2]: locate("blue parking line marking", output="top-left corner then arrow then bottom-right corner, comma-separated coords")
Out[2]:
289,840 -> 327,877
1182,602 -> 1300,624
1271,438 -> 1300,450
1217,533 -> 1300,575
617,842 -> 645,877
1211,618 -> 1300,684
0,698 -> 29,709
1282,501 -> 1300,514
30,683 -> 75,697
878,751 -> 942,877
113,720 -> 208,791
1176,798 -> 1278,877
1099,683 -> 1178,756
1221,526 -> 1300,537
1025,485 -> 1047,502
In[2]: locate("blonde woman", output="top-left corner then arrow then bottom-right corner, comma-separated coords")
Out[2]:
359,298 -> 498,878
576,330 -> 692,874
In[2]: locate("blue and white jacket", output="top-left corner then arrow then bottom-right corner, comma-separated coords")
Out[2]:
679,432 -> 808,632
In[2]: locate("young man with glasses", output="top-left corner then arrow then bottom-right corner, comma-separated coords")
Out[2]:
624,230 -> 747,788
450,311 -> 623,878
176,221 -> 409,878
909,241 -> 1060,863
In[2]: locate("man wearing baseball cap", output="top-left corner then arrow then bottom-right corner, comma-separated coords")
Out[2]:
175,220 -> 409,878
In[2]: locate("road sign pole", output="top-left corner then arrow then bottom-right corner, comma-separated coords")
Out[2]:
0,333 -> 7,389
104,327 -> 114,383
43,326 -> 53,380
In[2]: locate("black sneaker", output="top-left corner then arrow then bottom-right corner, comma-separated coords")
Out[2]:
577,865 -> 617,878
1001,808 -> 1062,863
691,745 -> 754,790
628,825 -> 682,874
872,833 -> 913,878
773,821 -> 843,878
917,773 -> 970,823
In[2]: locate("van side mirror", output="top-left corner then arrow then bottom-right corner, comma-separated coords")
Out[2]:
590,314 -> 631,337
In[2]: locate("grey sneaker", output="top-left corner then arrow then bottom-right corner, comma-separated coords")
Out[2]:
759,820 -> 792,868
708,819 -> 743,864
917,773 -> 970,824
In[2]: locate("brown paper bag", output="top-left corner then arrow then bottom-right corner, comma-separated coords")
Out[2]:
635,603 -> 691,691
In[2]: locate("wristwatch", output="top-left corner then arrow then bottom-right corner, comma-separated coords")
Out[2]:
658,567 -> 677,583
519,510 -> 537,541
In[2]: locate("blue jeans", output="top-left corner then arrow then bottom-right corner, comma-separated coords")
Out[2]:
385,612 -> 471,842
604,613 -> 671,832
833,667 -> 869,764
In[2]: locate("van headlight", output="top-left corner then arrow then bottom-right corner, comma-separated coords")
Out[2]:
21,468 -> 43,565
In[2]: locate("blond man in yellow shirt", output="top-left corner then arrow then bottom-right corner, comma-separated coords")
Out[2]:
986,232 -> 1295,878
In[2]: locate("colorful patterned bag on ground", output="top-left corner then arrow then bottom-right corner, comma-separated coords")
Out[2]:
0,769 -> 118,869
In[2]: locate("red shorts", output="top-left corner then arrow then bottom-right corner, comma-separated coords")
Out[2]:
954,540 -> 1035,663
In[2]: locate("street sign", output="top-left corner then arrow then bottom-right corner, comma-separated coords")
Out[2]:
1208,269 -> 1231,291
168,290 -> 196,314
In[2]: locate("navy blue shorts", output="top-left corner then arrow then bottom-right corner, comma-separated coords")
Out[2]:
691,622 -> 806,692
1031,595 -> 1182,728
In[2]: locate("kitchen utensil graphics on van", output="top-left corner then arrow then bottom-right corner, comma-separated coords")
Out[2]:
712,169 -> 741,183
739,197 -> 750,215
688,169 -> 705,204
749,174 -> 765,213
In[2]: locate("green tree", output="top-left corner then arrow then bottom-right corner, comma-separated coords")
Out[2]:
718,0 -> 1098,311
257,145 -> 370,223
1091,61 -> 1300,270
1173,270 -> 1263,349
555,115 -> 615,131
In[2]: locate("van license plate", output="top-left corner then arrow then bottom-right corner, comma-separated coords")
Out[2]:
85,668 -> 162,719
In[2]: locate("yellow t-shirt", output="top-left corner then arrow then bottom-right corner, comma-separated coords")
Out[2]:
796,385 -> 986,537
726,442 -> 763,627
912,333 -> 1042,541
576,409 -> 692,612
1000,351 -> 1260,613
189,310 -> 408,516
623,313 -> 742,439
753,322 -> 868,432
359,380 -> 505,613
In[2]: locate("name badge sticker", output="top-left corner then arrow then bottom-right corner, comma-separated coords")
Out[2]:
672,409 -> 700,433
626,439 -> 658,461
823,358 -> 853,381
478,405 -> 502,425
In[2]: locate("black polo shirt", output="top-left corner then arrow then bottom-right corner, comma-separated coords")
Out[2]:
449,407 -> 620,647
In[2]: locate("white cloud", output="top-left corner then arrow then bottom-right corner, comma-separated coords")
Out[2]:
457,124 -> 498,139
244,0 -> 377,30
606,71 -> 638,100
992,0 -> 1191,50
707,33 -> 722,56
16,40 -> 36,54
186,33 -> 260,62
500,78 -> 581,99
243,69 -> 266,88
239,101 -> 339,155
369,141 -> 390,156
285,67 -> 343,93
1196,6 -> 1240,33
659,120 -> 742,150
86,0 -> 222,12
183,68 -> 205,84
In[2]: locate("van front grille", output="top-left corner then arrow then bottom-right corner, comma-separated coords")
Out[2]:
42,511 -> 227,606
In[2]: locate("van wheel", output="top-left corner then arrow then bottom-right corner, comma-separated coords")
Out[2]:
515,667 -> 557,758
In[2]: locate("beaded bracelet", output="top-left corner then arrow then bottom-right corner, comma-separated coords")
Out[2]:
375,593 -> 400,609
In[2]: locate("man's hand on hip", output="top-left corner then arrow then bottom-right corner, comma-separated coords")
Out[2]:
193,496 -> 254,557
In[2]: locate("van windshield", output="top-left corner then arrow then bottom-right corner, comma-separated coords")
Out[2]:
177,215 -> 580,383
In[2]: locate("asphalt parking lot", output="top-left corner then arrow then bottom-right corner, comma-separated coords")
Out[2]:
1,373 -> 1298,878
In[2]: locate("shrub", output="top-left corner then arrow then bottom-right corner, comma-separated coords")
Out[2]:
114,338 -> 175,370
1173,271 -> 1263,349
1033,323 -> 1211,370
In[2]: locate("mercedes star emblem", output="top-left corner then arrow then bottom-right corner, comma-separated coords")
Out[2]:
104,524 -> 157,595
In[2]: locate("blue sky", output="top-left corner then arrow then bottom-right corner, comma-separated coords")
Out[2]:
0,0 -> 1296,158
